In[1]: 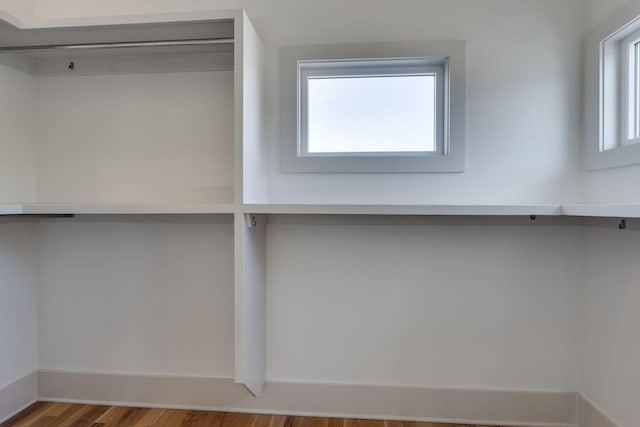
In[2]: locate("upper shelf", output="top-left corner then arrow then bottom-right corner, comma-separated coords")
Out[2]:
562,204 -> 640,218
0,205 -> 25,215
0,204 -> 235,215
3,203 -> 640,217
245,203 -> 640,218
0,11 -> 236,46
242,204 -> 564,216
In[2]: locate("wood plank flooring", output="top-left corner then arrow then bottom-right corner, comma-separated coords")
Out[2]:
1,403 -> 514,427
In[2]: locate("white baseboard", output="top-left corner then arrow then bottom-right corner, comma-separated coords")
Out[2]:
0,371 -> 38,423
578,395 -> 622,427
37,370 -> 576,426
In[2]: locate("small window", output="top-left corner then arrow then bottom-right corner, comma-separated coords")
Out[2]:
280,41 -> 467,173
299,59 -> 444,157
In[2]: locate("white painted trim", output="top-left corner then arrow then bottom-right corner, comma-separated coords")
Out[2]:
617,30 -> 640,146
0,371 -> 38,423
38,370 -> 577,426
577,395 -> 622,427
297,59 -> 446,159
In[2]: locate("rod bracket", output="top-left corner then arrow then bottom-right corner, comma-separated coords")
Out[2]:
245,214 -> 266,229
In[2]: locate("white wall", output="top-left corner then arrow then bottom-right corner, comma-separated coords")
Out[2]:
37,217 -> 235,378
581,223 -> 640,427
0,222 -> 38,388
267,220 -> 582,391
30,214 -> 585,394
264,0 -> 584,204
580,2 -> 640,425
0,62 -> 36,204
34,71 -> 234,204
31,0 -> 585,205
582,167 -> 640,203
583,0 -> 632,31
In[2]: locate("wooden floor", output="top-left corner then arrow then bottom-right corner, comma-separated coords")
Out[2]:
1,403 -> 511,427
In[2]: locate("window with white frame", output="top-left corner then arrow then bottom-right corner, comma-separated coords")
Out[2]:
280,41 -> 466,173
299,58 -> 444,157
621,30 -> 640,147
584,11 -> 640,170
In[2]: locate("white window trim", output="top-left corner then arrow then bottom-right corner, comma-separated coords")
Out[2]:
584,4 -> 640,170
620,30 -> 640,146
298,58 -> 445,158
280,41 -> 466,173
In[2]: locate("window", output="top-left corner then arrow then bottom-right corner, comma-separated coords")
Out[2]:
281,41 -> 466,173
584,9 -> 640,170
621,30 -> 640,146
299,58 -> 443,157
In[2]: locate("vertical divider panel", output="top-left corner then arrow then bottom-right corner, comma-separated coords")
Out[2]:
234,11 -> 268,396
241,11 -> 268,204
234,212 -> 267,396
234,11 -> 245,206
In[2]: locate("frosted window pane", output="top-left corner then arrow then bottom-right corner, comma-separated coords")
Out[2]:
307,75 -> 436,153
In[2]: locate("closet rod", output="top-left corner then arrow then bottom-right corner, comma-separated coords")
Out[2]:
0,37 -> 234,53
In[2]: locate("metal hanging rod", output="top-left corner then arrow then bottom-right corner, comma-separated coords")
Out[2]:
0,37 -> 234,53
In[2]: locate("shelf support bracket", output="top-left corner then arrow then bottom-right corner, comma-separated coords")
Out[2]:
245,214 -> 267,229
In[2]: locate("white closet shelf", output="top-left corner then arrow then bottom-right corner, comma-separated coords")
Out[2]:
3,203 -> 640,218
562,204 -> 640,218
0,203 -> 235,215
245,203 -> 640,218
242,204 -> 564,216
0,205 -> 26,215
